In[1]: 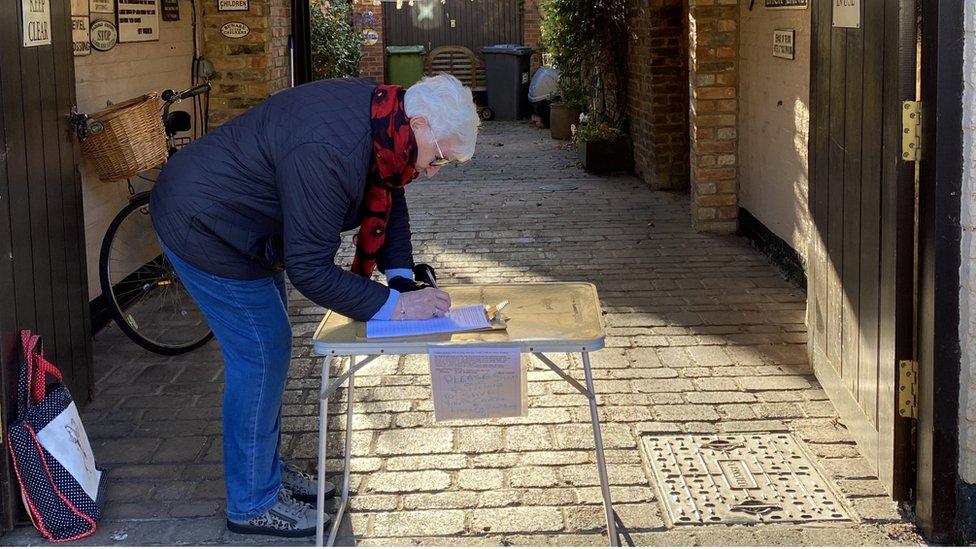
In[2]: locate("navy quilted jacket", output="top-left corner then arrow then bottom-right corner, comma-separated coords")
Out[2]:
150,78 -> 414,321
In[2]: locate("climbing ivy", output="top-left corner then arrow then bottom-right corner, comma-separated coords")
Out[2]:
540,0 -> 629,130
310,0 -> 362,80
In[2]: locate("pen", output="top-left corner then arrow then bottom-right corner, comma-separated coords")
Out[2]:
425,265 -> 437,288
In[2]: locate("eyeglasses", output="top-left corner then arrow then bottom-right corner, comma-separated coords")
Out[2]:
428,128 -> 452,167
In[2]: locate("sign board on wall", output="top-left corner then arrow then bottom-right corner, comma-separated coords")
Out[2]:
832,0 -> 860,28
218,0 -> 248,11
161,0 -> 179,20
22,0 -> 53,47
765,0 -> 807,9
90,0 -> 113,13
89,18 -> 118,50
773,29 -> 795,60
220,21 -> 249,38
73,16 -> 91,55
361,28 -> 378,46
118,0 -> 159,42
71,0 -> 91,54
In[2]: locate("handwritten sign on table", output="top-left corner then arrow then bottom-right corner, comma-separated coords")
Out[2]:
428,346 -> 527,422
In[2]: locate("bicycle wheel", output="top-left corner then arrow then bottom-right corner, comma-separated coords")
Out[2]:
99,194 -> 213,355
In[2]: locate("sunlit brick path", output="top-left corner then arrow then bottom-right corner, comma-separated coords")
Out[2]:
1,122 -> 923,546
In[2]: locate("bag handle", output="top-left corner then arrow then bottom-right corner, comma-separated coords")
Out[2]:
17,331 -> 39,414
16,331 -> 63,412
31,352 -> 62,405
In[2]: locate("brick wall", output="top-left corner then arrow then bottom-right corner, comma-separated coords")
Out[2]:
687,0 -> 738,233
523,0 -> 543,71
203,0 -> 291,126
626,0 -> 689,191
269,0 -> 291,91
355,2 -> 385,82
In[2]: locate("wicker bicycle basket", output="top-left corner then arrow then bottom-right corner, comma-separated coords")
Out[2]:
79,92 -> 168,182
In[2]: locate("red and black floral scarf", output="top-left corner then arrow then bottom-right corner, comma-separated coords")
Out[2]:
351,85 -> 419,277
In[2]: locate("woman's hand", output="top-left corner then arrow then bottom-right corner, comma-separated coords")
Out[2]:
393,288 -> 452,320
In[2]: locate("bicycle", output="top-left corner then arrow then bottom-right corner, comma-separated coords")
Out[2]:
80,84 -> 215,355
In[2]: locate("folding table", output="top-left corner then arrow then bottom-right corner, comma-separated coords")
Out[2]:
311,282 -> 618,546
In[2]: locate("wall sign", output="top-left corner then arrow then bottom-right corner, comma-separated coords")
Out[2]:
361,28 -> 378,46
22,0 -> 53,47
832,0 -> 860,28
773,29 -> 795,60
218,0 -> 248,11
765,0 -> 807,8
118,0 -> 159,42
73,16 -> 91,55
90,0 -> 113,13
220,21 -> 249,38
89,18 -> 117,50
161,0 -> 179,20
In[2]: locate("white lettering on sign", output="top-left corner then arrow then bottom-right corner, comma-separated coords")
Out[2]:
772,29 -> 795,60
73,16 -> 91,55
220,21 -> 250,38
117,0 -> 159,43
23,0 -> 52,47
832,0 -> 860,28
217,0 -> 248,11
361,28 -> 378,46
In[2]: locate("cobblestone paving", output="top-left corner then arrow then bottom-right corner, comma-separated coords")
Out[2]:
1,122 -> 925,546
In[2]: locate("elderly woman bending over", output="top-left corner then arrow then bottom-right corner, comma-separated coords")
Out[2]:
149,75 -> 480,537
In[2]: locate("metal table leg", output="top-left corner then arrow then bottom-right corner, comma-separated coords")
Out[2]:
326,355 -> 355,546
581,351 -> 619,546
315,356 -> 332,546
317,355 -> 366,546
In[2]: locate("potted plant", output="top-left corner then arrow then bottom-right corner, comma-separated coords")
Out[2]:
572,118 -> 632,173
548,81 -> 587,140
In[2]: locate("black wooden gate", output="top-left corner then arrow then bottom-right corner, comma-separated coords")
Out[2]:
383,0 -> 522,59
807,0 -> 916,499
1,0 -> 93,532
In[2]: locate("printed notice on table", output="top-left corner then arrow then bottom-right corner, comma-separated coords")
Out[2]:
428,346 -> 527,422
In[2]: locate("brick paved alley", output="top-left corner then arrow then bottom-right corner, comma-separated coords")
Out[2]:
1,122 -> 925,546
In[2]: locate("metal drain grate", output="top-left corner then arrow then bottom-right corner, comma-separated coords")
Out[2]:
641,433 -> 853,526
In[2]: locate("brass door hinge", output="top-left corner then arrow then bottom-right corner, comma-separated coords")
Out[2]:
902,101 -> 921,161
898,360 -> 918,419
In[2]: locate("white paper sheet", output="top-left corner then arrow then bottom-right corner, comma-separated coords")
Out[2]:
428,345 -> 527,421
366,304 -> 491,339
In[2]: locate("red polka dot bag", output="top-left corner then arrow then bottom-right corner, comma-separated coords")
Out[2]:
6,330 -> 104,542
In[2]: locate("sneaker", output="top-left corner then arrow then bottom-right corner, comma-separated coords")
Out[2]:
226,487 -> 329,538
282,461 -> 335,505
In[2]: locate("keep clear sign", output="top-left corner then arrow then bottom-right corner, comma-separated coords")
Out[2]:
23,0 -> 52,47
428,346 -> 527,422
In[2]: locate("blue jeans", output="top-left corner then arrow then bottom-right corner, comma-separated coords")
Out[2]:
162,242 -> 291,521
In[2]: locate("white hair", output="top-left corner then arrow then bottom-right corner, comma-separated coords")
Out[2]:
405,74 -> 480,162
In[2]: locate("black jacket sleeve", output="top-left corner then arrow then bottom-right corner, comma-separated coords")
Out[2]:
376,187 -> 415,274
276,143 -> 389,320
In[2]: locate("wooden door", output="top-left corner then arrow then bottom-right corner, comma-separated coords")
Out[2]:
807,0 -> 916,499
383,0 -> 522,59
0,0 -> 93,531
